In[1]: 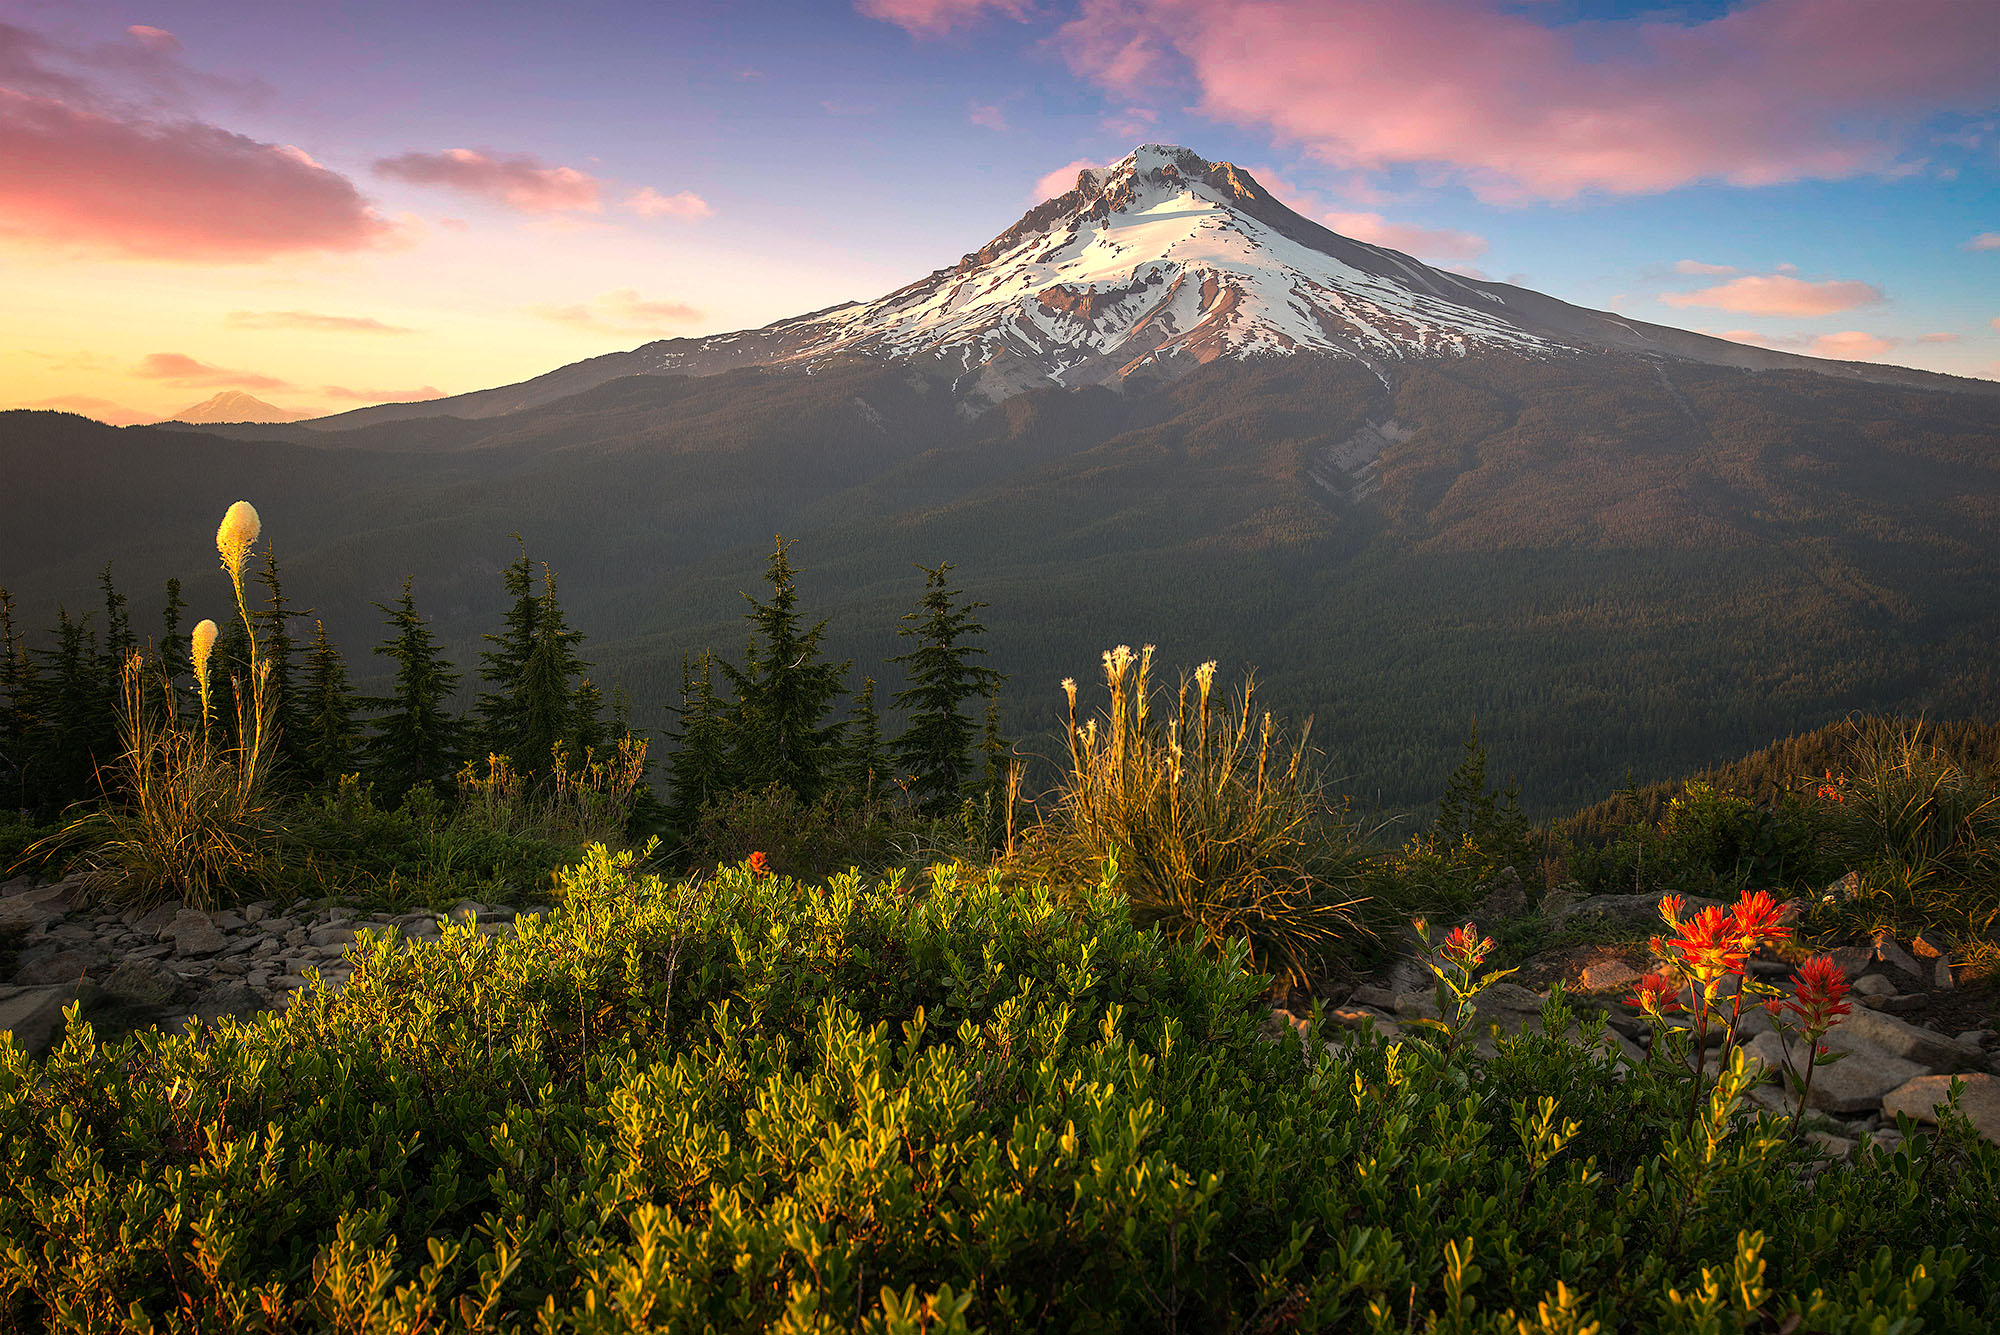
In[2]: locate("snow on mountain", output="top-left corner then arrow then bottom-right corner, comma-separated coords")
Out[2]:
642,144 -> 1558,401
158,391 -> 312,424
302,144 -> 1996,430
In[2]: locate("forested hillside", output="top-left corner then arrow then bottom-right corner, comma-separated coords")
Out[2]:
4,348 -> 1996,814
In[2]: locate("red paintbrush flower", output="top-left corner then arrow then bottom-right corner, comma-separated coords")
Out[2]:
1730,889 -> 1790,950
1659,894 -> 1687,930
1776,954 -> 1852,1030
1441,923 -> 1493,969
747,850 -> 771,877
1630,971 -> 1682,1017
1667,904 -> 1749,997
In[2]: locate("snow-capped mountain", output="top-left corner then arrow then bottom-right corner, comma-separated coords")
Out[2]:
307,144 -> 1993,429
160,390 -> 311,425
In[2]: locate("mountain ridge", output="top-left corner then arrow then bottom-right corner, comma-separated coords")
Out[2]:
294,144 -> 1997,433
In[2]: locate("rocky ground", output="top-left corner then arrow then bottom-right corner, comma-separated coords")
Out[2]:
1275,886 -> 2000,1155
0,875 -> 524,1056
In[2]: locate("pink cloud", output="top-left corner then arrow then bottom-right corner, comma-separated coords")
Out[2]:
532,288 -> 705,335
1915,331 -> 1960,343
969,100 -> 1008,130
19,394 -> 152,425
1033,157 -> 1104,201
1674,259 -> 1738,276
320,384 -> 445,403
1992,317 -> 2000,333
625,186 -> 713,219
225,309 -> 412,333
856,0 -> 1030,36
1324,210 -> 1487,262
1057,0 -> 2000,200
375,148 -> 601,213
1969,232 -> 2000,251
124,25 -> 180,53
1102,106 -> 1157,139
0,86 -> 392,260
136,352 -> 290,390
1808,330 -> 1897,360
1660,274 -> 1886,317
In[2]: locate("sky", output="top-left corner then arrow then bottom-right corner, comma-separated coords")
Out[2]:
3,0 -> 1997,423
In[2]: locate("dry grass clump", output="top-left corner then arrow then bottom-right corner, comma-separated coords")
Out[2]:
1019,644 -> 1369,987
45,501 -> 276,908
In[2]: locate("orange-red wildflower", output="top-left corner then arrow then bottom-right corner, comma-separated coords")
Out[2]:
1440,923 -> 1493,970
1729,888 -> 1791,951
1630,971 -> 1682,1017
747,850 -> 771,877
1772,954 -> 1851,1030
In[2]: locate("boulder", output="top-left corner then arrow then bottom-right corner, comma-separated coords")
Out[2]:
102,957 -> 187,1008
1879,1073 -> 2000,1145
308,925 -> 359,949
0,983 -> 97,1058
1840,1008 -> 1984,1071
1579,960 -> 1643,993
1851,973 -> 1897,998
1744,1029 -> 1929,1115
1553,892 -> 1716,930
192,980 -> 271,1025
14,946 -> 107,985
168,910 -> 227,957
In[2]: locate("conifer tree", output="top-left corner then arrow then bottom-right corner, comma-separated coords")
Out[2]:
98,565 -> 134,669
362,578 -> 464,799
299,619 -> 362,786
513,572 -> 589,775
572,677 -> 606,757
665,650 -> 732,835
0,587 -> 30,805
253,547 -> 308,767
722,537 -> 848,802
26,610 -> 107,807
475,540 -> 539,759
158,578 -> 189,689
888,563 -> 1004,815
841,676 -> 886,799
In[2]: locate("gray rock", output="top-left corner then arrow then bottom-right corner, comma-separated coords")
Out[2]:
1554,892 -> 1718,930
1745,1029 -> 1929,1114
1875,995 -> 1927,1015
448,901 -> 487,924
1806,1130 -> 1858,1161
309,925 -> 358,949
1933,956 -> 1954,990
1841,1007 -> 1984,1070
15,946 -> 107,985
1910,932 -> 1949,960
128,942 -> 172,961
1872,931 -> 1924,982
192,980 -> 270,1025
102,957 -> 187,1007
243,903 -> 269,925
0,983 -> 97,1058
283,927 -> 307,949
260,916 -> 298,937
169,909 -> 228,957
1880,1073 -> 2000,1145
131,901 -> 183,938
209,911 -> 245,932
1824,871 -> 1863,901
1852,973 -> 1897,998
1578,960 -> 1642,993
1822,945 -> 1874,980
1956,1029 -> 1994,1049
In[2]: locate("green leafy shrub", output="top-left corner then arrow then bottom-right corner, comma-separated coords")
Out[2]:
687,780 -> 920,880
2,849 -> 1996,1331
1568,782 -> 1828,901
1020,646 -> 1370,987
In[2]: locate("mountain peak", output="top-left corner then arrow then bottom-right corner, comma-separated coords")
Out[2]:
158,390 -> 311,425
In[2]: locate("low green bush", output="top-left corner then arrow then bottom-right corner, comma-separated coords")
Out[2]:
2,849 -> 1995,1332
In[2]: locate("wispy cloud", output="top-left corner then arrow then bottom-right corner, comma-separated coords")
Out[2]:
135,351 -> 289,390
856,0 -> 1030,37
531,288 -> 705,335
375,148 -> 601,212
968,100 -> 1008,131
320,383 -> 444,403
1968,232 -> 2000,251
1324,210 -> 1488,262
1674,259 -> 1739,276
1807,330 -> 1897,360
224,309 -> 412,333
0,23 -> 392,261
1053,0 -> 2000,201
20,393 -> 151,425
1661,273 -> 1886,317
624,186 -> 713,219
1032,157 -> 1104,201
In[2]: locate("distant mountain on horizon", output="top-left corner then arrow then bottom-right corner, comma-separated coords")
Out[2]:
295,143 -> 1996,432
158,391 -> 313,425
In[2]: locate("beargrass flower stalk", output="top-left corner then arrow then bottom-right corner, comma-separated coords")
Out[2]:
190,618 -> 218,736
215,500 -> 262,662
